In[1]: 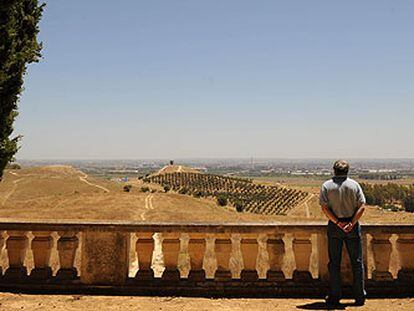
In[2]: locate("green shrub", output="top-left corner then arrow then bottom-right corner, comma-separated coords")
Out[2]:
123,184 -> 132,192
234,200 -> 244,212
217,193 -> 228,206
163,185 -> 171,193
140,186 -> 150,193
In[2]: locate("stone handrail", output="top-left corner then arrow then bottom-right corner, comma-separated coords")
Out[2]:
0,219 -> 413,296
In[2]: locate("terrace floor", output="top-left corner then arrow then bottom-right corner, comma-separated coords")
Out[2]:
0,294 -> 413,311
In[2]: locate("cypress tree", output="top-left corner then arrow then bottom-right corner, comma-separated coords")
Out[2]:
0,0 -> 44,180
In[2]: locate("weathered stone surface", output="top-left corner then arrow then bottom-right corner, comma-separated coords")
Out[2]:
80,231 -> 129,285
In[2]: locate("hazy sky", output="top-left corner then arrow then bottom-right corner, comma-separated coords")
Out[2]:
16,0 -> 414,159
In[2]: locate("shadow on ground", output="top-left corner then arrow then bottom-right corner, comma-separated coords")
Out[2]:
297,301 -> 355,310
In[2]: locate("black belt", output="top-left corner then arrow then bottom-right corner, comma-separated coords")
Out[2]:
337,217 -> 353,222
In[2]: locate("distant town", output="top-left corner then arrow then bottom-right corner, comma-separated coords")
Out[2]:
17,158 -> 414,181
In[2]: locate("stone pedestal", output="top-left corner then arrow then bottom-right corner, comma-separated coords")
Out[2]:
162,233 -> 180,281
214,234 -> 232,281
56,231 -> 79,280
135,232 -> 155,280
371,233 -> 393,281
80,231 -> 130,285
31,231 -> 53,279
396,234 -> 414,282
292,233 -> 313,281
240,234 -> 258,281
188,234 -> 206,281
5,231 -> 28,279
267,234 -> 286,281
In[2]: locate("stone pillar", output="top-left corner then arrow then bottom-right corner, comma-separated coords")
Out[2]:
214,234 -> 232,281
31,231 -> 53,279
5,231 -> 28,278
240,234 -> 259,281
371,233 -> 393,281
188,233 -> 206,281
161,233 -> 181,280
267,234 -> 285,281
56,231 -> 79,280
396,234 -> 414,282
292,233 -> 313,281
80,230 -> 130,285
135,232 -> 155,280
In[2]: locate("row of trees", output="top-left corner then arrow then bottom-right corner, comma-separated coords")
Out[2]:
360,183 -> 414,212
144,172 -> 309,215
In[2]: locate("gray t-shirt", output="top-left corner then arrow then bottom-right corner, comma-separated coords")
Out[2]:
319,177 -> 366,218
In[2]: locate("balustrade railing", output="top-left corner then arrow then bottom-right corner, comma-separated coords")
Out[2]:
0,220 -> 413,296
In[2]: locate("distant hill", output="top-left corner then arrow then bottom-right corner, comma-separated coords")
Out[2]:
155,164 -> 200,175
0,166 -> 303,222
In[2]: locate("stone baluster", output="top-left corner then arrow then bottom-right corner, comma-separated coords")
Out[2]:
292,233 -> 313,281
31,231 -> 53,279
5,231 -> 28,278
371,233 -> 393,281
240,234 -> 259,281
56,231 -> 79,280
317,232 -> 328,282
162,233 -> 181,280
136,232 -> 155,280
214,234 -> 232,281
267,234 -> 286,281
188,233 -> 206,281
396,234 -> 414,282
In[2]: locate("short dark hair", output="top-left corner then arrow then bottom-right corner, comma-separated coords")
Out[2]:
333,159 -> 349,176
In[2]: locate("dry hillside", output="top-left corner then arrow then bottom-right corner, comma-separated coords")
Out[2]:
0,166 -> 413,224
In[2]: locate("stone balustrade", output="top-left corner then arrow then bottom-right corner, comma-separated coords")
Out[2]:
0,220 -> 413,296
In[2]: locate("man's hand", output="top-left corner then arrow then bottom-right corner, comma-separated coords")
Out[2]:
342,222 -> 354,233
336,221 -> 348,230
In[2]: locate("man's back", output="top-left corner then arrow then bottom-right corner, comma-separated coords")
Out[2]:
320,177 -> 366,218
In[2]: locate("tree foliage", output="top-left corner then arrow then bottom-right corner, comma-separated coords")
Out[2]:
0,0 -> 44,180
361,182 -> 414,213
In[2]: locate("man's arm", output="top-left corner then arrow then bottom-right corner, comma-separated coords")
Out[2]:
320,203 -> 339,224
343,203 -> 365,233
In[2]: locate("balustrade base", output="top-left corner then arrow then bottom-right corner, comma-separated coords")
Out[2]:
135,270 -> 154,281
266,271 -> 285,282
188,270 -> 206,282
161,269 -> 180,281
56,268 -> 78,281
292,270 -> 313,282
1,278 -> 413,298
30,268 -> 52,279
214,271 -> 232,281
3,267 -> 28,280
372,270 -> 393,281
397,270 -> 414,282
241,270 -> 258,281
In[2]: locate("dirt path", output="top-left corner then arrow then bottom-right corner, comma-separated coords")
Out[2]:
141,193 -> 155,220
78,172 -> 110,193
304,193 -> 315,218
1,178 -> 23,206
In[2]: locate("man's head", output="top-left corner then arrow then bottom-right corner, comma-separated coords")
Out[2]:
333,159 -> 350,176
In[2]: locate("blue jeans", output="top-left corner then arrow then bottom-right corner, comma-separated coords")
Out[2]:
327,220 -> 366,300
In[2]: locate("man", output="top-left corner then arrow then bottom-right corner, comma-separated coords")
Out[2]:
319,160 -> 366,307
